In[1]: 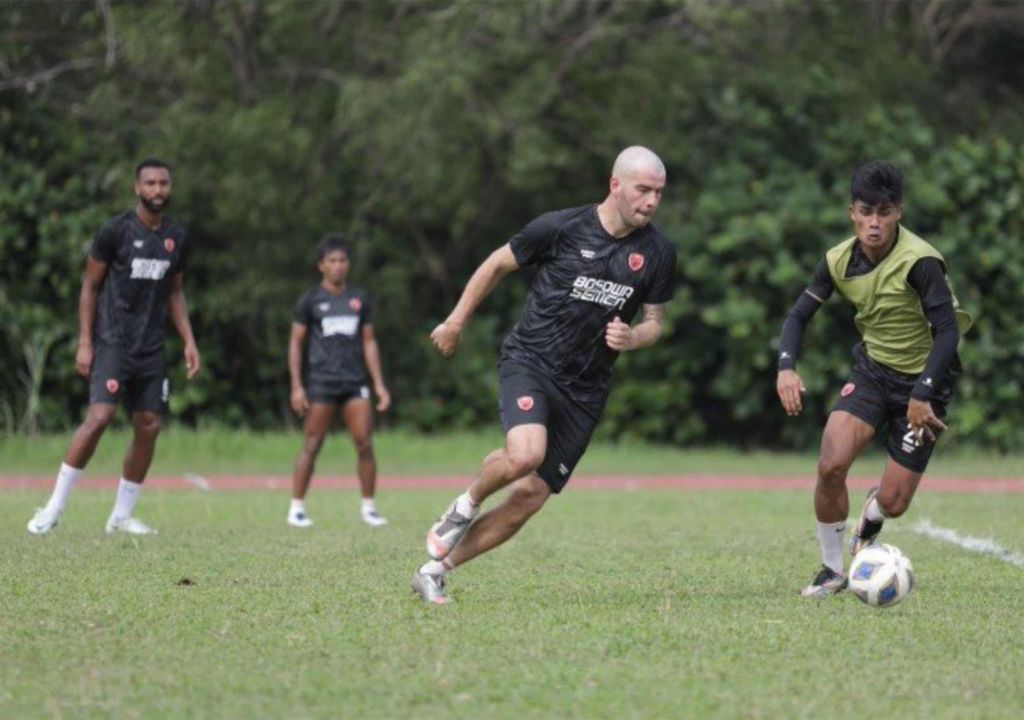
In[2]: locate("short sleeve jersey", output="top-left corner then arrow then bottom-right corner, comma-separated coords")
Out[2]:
89,210 -> 190,355
501,205 -> 677,404
293,285 -> 373,386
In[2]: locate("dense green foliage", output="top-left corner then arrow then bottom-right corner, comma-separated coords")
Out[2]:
2,488 -> 1023,718
2,1 -> 1023,448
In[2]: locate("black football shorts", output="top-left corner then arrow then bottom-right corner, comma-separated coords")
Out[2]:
498,361 -> 606,493
89,343 -> 168,414
832,344 -> 957,473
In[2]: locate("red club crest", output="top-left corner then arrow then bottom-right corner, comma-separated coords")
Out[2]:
164,238 -> 176,253
628,253 -> 645,272
349,298 -> 362,312
106,379 -> 120,394
841,383 -> 856,398
517,396 -> 534,412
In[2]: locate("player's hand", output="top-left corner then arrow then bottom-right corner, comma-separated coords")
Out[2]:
375,384 -> 391,412
184,342 -> 201,380
290,387 -> 309,417
605,316 -> 636,351
75,341 -> 94,378
907,398 -> 946,443
776,369 -> 806,416
430,321 -> 462,357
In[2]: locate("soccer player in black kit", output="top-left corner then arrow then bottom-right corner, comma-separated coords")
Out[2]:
411,147 -> 677,604
28,158 -> 201,536
287,235 -> 391,528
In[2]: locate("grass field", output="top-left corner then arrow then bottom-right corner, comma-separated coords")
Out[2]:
2,485 -> 1022,719
2,428 -> 1023,477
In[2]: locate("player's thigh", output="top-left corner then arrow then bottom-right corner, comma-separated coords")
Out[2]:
820,411 -> 876,471
304,402 -> 337,438
536,397 -> 601,494
340,395 -> 374,443
505,423 -> 548,470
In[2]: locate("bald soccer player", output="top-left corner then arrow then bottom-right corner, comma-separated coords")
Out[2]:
411,146 -> 678,604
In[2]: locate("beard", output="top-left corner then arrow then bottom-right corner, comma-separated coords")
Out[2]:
139,195 -> 170,214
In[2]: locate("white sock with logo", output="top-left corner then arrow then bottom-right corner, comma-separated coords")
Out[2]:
817,521 -> 847,575
290,498 -> 306,515
111,479 -> 142,521
865,498 -> 887,522
361,497 -> 376,514
454,491 -> 480,519
45,463 -> 82,513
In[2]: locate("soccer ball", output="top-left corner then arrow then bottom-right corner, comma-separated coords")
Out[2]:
848,543 -> 915,608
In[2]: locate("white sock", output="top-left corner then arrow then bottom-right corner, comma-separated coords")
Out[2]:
865,498 -> 886,522
454,491 -> 480,519
111,478 -> 142,520
361,497 -> 376,514
45,463 -> 82,513
419,558 -> 455,576
290,498 -> 306,514
817,520 -> 847,575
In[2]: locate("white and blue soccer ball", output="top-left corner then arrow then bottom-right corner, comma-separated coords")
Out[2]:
848,543 -> 915,608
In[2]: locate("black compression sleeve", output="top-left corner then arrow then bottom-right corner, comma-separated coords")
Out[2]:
906,257 -> 952,309
778,292 -> 823,370
912,300 -> 960,400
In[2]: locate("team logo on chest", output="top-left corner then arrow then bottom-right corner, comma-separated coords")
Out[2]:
164,238 -> 176,253
349,298 -> 362,312
628,253 -> 645,272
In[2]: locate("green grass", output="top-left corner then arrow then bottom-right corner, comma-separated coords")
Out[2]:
1,488 -> 1022,718
2,428 -> 1022,476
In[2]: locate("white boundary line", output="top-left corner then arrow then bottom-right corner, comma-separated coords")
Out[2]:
913,519 -> 1024,569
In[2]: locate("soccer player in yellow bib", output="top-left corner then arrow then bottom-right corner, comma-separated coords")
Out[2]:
776,160 -> 972,598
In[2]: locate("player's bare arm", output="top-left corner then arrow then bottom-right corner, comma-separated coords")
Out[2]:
75,257 -> 108,378
168,272 -> 201,379
605,303 -> 666,351
431,243 -> 520,357
288,322 -> 309,417
361,324 -> 391,412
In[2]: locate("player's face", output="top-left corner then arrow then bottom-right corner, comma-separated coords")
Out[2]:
613,169 -> 665,230
135,167 -> 172,214
319,250 -> 350,285
850,200 -> 902,254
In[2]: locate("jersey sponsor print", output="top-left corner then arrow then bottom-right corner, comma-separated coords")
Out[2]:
294,285 -> 373,387
502,205 -> 676,405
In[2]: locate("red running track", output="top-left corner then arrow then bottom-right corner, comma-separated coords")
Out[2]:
2,474 -> 1022,493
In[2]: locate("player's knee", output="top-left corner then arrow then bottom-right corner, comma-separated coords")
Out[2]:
504,449 -> 543,480
817,455 -> 851,486
83,406 -> 116,435
353,435 -> 373,458
878,492 -> 910,518
508,484 -> 548,520
134,414 -> 162,439
303,433 -> 327,454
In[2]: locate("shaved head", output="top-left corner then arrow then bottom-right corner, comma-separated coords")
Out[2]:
596,145 -> 667,237
611,146 -> 666,181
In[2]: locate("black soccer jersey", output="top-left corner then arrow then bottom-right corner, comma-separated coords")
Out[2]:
293,285 -> 373,386
501,205 -> 677,404
89,210 -> 189,355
